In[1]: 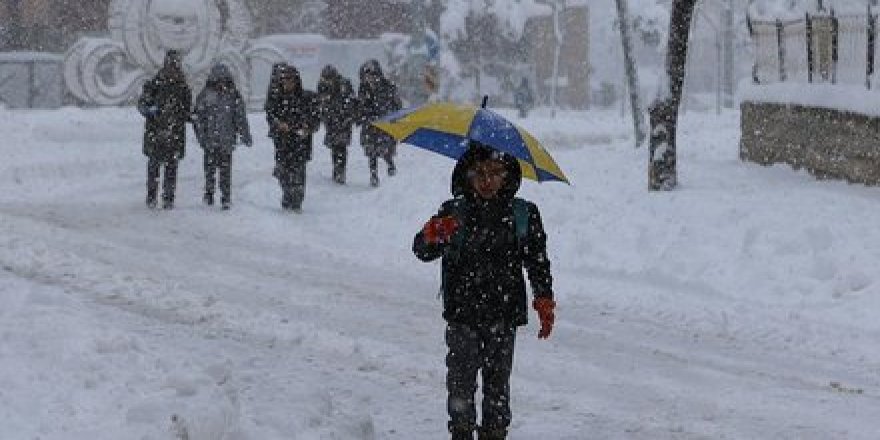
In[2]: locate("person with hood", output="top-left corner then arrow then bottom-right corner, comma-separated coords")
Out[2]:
316,64 -> 357,185
356,59 -> 402,187
513,77 -> 534,119
192,63 -> 252,210
137,50 -> 192,209
265,63 -> 320,212
412,142 -> 556,440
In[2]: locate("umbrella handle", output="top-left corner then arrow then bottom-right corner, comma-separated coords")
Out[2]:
481,95 -> 488,109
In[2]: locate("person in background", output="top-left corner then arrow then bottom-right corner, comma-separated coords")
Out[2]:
317,64 -> 357,185
357,59 -> 402,187
192,63 -> 252,210
138,49 -> 192,210
265,64 -> 320,212
412,142 -> 557,440
513,77 -> 534,119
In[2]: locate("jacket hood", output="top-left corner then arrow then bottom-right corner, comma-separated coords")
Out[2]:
283,65 -> 303,93
321,64 -> 339,81
206,64 -> 233,87
451,141 -> 522,200
163,50 -> 182,69
359,59 -> 384,81
159,50 -> 185,82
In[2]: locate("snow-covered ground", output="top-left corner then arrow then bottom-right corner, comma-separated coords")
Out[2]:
1,106 -> 879,439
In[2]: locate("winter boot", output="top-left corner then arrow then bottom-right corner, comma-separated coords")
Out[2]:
221,200 -> 231,210
203,192 -> 214,206
370,170 -> 379,187
386,155 -> 397,176
162,200 -> 174,210
477,427 -> 507,440
449,425 -> 474,440
333,168 -> 346,185
146,185 -> 158,209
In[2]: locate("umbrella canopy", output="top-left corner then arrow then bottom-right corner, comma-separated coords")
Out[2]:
372,102 -> 569,183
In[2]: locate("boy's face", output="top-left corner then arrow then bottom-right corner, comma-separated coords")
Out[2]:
468,158 -> 508,200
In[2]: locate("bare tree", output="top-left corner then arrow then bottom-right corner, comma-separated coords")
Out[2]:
648,0 -> 697,191
614,0 -> 646,148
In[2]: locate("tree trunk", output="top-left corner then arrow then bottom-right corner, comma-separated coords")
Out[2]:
648,0 -> 697,191
614,0 -> 646,147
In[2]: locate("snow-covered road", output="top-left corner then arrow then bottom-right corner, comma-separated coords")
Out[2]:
1,107 -> 878,439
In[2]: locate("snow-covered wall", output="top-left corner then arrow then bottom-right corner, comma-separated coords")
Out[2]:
741,99 -> 880,185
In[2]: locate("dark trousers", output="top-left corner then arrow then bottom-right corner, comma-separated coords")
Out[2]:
276,158 -> 307,210
146,158 -> 178,206
368,153 -> 395,186
203,150 -> 232,203
445,322 -> 516,433
330,144 -> 347,183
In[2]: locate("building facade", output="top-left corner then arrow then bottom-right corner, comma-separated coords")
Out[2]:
0,0 -> 111,51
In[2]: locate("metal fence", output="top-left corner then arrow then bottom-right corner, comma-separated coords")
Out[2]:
749,11 -> 877,88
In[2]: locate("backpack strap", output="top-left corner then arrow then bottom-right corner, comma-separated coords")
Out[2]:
512,198 -> 530,241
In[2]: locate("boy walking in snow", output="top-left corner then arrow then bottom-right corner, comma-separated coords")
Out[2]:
192,64 -> 252,210
356,59 -> 402,187
412,142 -> 557,440
138,50 -> 192,210
317,64 -> 357,185
265,63 -> 320,212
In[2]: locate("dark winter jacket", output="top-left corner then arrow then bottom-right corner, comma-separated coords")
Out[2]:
357,60 -> 402,157
514,78 -> 534,112
138,55 -> 192,160
413,146 -> 554,327
264,65 -> 320,161
317,65 -> 357,148
192,65 -> 251,154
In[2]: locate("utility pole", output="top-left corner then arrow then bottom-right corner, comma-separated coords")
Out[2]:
722,0 -> 735,108
614,0 -> 646,147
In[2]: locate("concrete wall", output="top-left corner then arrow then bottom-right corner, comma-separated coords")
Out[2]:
740,101 -> 880,184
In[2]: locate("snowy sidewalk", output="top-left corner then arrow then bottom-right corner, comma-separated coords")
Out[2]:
0,107 -> 878,439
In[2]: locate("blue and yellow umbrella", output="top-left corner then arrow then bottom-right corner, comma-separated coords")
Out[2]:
372,101 -> 569,183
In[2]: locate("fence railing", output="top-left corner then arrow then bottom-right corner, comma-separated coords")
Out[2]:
749,11 -> 877,88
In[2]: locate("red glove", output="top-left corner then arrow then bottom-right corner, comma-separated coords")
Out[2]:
422,216 -> 459,244
533,297 -> 556,339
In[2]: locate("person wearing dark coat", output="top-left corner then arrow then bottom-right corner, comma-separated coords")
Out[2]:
317,64 -> 357,185
513,77 -> 534,119
356,59 -> 402,187
264,64 -> 320,212
412,142 -> 556,440
192,63 -> 252,210
137,50 -> 192,209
